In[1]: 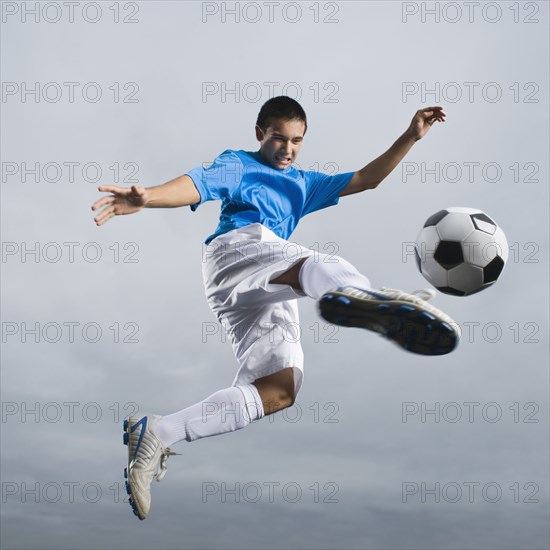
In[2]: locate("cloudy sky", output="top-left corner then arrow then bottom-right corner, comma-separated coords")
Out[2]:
1,1 -> 548,549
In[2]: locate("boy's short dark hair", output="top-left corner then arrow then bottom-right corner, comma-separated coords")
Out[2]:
256,96 -> 308,134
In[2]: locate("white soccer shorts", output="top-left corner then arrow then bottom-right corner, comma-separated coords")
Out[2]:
201,223 -> 318,395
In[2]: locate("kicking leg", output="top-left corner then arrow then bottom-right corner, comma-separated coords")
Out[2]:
273,254 -> 459,356
271,254 -> 371,298
270,258 -> 308,291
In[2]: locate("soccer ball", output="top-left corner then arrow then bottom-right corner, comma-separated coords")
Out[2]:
415,207 -> 508,296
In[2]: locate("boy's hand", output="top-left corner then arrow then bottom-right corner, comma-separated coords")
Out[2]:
92,185 -> 149,226
404,106 -> 446,142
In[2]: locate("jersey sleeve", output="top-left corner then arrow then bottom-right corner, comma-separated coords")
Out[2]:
301,169 -> 355,216
185,149 -> 243,212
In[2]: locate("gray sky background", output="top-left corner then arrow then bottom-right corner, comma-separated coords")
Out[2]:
1,1 -> 549,549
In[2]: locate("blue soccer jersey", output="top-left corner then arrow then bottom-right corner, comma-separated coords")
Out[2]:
186,149 -> 355,244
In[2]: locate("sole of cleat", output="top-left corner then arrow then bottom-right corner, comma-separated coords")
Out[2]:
319,291 -> 457,356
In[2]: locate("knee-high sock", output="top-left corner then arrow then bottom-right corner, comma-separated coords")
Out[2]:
299,255 -> 371,300
154,384 -> 264,447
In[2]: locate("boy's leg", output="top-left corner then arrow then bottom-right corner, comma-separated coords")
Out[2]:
270,256 -> 371,295
272,254 -> 460,356
154,367 -> 295,447
125,227 -> 311,520
253,367 -> 296,414
124,368 -> 296,520
270,258 -> 307,289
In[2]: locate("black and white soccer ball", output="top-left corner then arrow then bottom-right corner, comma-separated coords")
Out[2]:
415,207 -> 508,296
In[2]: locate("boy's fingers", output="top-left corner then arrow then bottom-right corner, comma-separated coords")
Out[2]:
420,106 -> 446,116
91,196 -> 115,211
94,206 -> 115,224
96,214 -> 112,226
98,185 -> 128,195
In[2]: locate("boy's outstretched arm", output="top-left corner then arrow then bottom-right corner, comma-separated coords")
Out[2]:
340,106 -> 446,197
91,175 -> 200,226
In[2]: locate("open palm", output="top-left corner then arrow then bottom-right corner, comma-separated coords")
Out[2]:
92,185 -> 149,226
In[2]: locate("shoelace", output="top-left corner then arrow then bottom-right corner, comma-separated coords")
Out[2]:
411,288 -> 436,301
156,448 -> 180,482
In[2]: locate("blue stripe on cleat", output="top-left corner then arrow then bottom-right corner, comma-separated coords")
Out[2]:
419,311 -> 436,321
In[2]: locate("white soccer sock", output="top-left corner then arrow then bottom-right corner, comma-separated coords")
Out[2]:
154,384 -> 264,447
299,254 -> 371,300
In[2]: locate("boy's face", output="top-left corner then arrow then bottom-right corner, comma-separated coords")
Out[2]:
255,118 -> 305,170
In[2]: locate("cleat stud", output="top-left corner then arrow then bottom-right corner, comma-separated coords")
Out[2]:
125,482 -> 131,495
123,432 -> 129,445
398,305 -> 416,312
124,468 -> 127,478
336,296 -> 351,305
123,419 -> 129,431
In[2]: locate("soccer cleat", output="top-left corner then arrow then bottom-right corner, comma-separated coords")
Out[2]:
318,286 -> 459,355
123,415 -> 178,520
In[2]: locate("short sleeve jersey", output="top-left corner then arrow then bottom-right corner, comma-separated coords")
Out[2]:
186,149 -> 354,244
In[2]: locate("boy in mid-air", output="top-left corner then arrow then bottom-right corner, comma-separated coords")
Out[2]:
92,97 -> 459,520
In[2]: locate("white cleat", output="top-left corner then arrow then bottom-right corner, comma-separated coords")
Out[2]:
123,415 -> 178,520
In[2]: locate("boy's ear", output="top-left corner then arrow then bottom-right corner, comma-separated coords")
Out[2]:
255,125 -> 264,142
